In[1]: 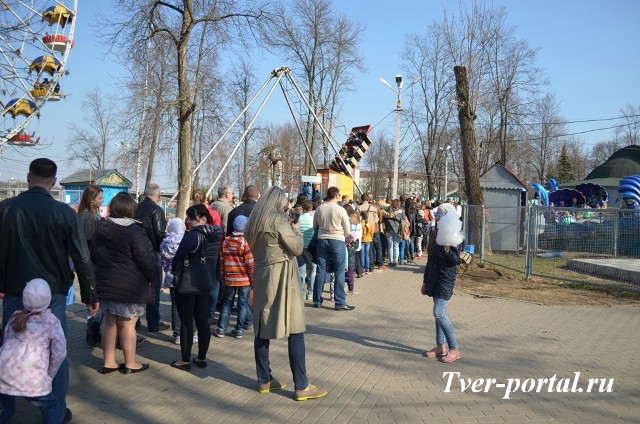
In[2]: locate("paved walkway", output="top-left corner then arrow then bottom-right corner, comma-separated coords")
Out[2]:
5,258 -> 639,423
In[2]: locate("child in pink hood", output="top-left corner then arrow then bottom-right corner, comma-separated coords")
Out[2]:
0,278 -> 66,423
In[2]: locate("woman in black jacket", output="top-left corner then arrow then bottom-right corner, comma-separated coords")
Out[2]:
170,204 -> 223,371
92,193 -> 155,374
421,203 -> 461,363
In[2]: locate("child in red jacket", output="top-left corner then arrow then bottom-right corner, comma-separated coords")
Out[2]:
215,215 -> 254,339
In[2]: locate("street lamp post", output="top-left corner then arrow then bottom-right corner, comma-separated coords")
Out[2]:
379,75 -> 403,200
393,76 -> 402,200
380,75 -> 419,199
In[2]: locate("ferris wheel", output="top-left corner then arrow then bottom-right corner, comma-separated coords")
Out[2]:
0,0 -> 77,148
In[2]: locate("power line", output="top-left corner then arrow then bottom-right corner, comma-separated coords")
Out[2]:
509,120 -> 640,143
504,114 -> 640,126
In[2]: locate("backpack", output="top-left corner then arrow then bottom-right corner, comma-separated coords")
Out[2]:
414,212 -> 424,237
401,214 -> 411,240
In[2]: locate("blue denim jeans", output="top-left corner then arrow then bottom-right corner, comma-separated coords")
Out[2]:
433,297 -> 458,349
408,236 -> 415,259
360,242 -> 371,272
398,239 -> 406,264
146,252 -> 163,330
313,238 -> 347,307
297,249 -> 317,297
1,391 -> 58,424
244,301 -> 254,329
254,333 -> 308,391
218,285 -> 251,335
2,294 -> 68,424
207,273 -> 221,321
372,232 -> 384,265
387,233 -> 400,264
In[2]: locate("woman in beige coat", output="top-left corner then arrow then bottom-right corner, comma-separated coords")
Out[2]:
244,186 -> 328,402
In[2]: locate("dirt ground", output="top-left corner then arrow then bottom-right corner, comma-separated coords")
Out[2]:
456,263 -> 640,306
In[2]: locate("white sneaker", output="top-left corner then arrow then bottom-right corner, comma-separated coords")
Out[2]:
193,335 -> 199,344
174,336 -> 180,345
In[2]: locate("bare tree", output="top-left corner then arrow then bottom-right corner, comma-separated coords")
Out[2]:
227,56 -> 258,188
484,6 -> 546,164
105,0 -> 270,217
614,104 -> 640,146
266,0 -> 365,174
527,92 -> 565,183
67,87 -> 122,170
403,20 -> 457,199
359,131 -> 394,198
588,139 -> 623,170
563,138 -> 589,181
441,2 -> 495,207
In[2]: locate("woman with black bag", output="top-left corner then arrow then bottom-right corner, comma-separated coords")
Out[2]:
170,204 -> 223,371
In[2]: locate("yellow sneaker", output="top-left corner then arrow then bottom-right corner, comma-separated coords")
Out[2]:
258,378 -> 286,393
295,384 -> 328,401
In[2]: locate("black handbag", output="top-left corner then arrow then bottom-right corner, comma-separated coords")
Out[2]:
173,233 -> 214,295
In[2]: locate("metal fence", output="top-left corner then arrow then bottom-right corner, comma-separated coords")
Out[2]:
461,205 -> 640,291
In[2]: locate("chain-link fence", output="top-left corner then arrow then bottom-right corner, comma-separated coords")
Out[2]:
526,206 -> 640,289
461,204 -> 640,291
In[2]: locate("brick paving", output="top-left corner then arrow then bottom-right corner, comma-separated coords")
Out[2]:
4,257 -> 639,423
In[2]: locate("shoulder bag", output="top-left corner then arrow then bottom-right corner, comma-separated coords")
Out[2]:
173,233 -> 214,295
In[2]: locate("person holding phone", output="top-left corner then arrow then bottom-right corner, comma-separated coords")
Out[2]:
244,187 -> 327,401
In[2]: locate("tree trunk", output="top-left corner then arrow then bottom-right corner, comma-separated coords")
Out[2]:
175,9 -> 195,219
304,108 -> 315,175
499,104 -> 508,164
144,89 -> 162,192
454,66 -> 492,255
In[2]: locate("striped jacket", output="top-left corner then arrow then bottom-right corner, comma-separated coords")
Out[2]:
220,232 -> 254,287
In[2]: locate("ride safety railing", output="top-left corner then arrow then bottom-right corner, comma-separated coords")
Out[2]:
460,205 -> 640,292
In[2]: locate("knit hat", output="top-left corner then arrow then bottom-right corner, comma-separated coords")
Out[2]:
23,278 -> 51,313
167,217 -> 185,234
233,215 -> 248,232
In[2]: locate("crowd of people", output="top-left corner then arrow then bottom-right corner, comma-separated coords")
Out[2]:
0,158 -> 466,422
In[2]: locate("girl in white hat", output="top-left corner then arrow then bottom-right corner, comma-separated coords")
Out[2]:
0,278 -> 66,423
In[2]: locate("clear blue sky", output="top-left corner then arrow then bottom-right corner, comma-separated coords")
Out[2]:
2,0 -> 639,190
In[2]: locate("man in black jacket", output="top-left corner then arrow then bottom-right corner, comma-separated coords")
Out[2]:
225,185 -> 260,236
135,183 -> 168,332
0,158 -> 98,424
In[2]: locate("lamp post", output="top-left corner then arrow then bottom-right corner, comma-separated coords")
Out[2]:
379,75 -> 420,199
379,75 -> 402,199
440,145 -> 451,200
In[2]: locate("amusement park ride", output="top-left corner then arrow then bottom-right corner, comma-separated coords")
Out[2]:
171,66 -> 373,203
0,4 -> 369,198
0,1 -> 77,152
531,176 -> 640,210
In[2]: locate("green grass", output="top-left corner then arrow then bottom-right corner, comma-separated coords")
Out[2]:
481,252 -> 640,294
